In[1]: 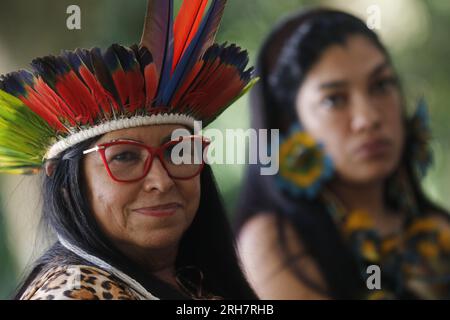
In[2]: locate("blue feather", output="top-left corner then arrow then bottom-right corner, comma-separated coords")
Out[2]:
75,48 -> 95,73
62,50 -> 82,72
112,44 -> 136,72
161,0 -> 226,106
154,1 -> 174,106
140,0 -> 174,106
0,72 -> 28,96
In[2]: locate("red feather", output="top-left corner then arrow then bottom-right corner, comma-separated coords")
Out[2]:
178,58 -> 220,113
171,61 -> 204,109
20,78 -> 72,131
203,68 -> 243,119
182,61 -> 245,121
125,66 -> 145,113
144,63 -> 159,107
110,67 -> 128,107
173,0 -> 209,72
33,77 -> 77,126
77,65 -> 118,118
55,71 -> 102,124
19,92 -> 65,131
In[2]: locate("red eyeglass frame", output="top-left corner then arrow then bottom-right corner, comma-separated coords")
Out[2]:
83,135 -> 211,183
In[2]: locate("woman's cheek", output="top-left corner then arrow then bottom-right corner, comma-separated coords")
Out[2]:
90,185 -> 130,234
180,178 -> 201,220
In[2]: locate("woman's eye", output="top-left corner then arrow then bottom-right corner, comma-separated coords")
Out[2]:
164,139 -> 201,164
111,152 -> 140,163
322,94 -> 346,109
164,145 -> 176,162
371,77 -> 398,94
165,143 -> 191,162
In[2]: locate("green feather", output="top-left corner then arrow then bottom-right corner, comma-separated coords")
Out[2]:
0,89 -> 54,174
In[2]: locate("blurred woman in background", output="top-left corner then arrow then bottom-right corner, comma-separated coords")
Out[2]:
236,8 -> 450,299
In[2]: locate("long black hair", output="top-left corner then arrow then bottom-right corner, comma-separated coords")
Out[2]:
235,8 -> 448,299
15,134 -> 256,300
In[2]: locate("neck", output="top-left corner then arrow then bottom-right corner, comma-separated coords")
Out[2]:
115,242 -> 180,288
328,178 -> 386,217
328,177 -> 406,237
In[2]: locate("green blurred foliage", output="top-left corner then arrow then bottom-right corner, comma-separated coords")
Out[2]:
0,0 -> 449,299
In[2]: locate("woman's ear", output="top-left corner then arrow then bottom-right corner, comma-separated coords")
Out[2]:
44,160 -> 57,177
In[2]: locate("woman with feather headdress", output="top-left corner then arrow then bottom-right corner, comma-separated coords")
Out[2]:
0,0 -> 257,300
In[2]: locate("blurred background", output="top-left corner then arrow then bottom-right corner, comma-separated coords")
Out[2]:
0,0 -> 449,299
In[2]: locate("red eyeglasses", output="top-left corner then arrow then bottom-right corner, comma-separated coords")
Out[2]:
83,135 -> 210,182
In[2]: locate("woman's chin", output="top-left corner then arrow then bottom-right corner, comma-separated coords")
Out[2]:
130,228 -> 185,250
341,161 -> 398,185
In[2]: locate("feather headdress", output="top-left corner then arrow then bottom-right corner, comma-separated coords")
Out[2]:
0,0 -> 256,174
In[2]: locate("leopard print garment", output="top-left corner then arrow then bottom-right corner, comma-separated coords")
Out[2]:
20,265 -> 143,300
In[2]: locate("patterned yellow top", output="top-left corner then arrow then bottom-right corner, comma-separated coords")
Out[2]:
319,186 -> 450,301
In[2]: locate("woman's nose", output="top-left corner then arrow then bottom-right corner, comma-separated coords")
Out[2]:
142,157 -> 175,193
351,96 -> 382,133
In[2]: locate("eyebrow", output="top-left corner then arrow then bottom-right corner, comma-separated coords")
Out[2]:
108,138 -> 144,144
368,61 -> 391,79
107,135 -> 176,145
160,134 -> 175,145
318,61 -> 392,90
106,129 -> 193,145
319,80 -> 348,90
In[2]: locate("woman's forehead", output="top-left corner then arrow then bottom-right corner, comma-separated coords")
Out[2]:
306,36 -> 389,84
96,124 -> 191,144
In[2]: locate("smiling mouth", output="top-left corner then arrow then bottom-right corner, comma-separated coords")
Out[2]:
132,203 -> 181,217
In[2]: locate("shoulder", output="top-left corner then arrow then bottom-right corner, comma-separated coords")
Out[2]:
20,264 -> 139,300
238,213 -> 329,299
238,213 -> 305,256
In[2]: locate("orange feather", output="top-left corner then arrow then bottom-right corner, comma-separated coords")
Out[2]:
173,0 -> 209,72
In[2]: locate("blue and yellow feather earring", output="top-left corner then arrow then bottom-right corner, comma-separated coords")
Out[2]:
276,124 -> 334,199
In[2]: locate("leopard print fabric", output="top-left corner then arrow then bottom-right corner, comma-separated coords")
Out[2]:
20,265 -> 143,300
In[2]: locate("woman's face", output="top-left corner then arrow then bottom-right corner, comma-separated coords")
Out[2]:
296,35 -> 404,185
83,124 -> 201,251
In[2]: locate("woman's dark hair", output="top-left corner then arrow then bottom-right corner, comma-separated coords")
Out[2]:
235,8 -> 449,299
15,134 -> 256,299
